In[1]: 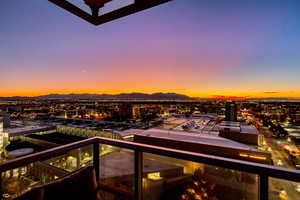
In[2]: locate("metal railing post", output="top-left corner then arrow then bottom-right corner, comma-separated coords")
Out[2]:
0,171 -> 3,199
134,150 -> 143,200
93,143 -> 100,181
259,174 -> 268,200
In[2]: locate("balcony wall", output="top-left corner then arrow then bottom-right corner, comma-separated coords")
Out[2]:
0,137 -> 299,200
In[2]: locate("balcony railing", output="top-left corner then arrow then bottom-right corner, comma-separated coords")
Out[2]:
1,137 -> 300,200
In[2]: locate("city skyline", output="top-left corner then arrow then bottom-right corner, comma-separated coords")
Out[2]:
1,0 -> 300,98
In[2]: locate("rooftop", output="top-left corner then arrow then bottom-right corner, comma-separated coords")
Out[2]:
124,128 -> 264,153
158,115 -> 219,134
26,132 -> 86,145
5,125 -> 55,137
218,121 -> 259,135
219,121 -> 241,127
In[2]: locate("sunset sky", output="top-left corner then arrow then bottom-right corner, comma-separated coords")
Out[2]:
1,0 -> 300,98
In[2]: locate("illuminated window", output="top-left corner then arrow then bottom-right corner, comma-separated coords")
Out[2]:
147,172 -> 162,180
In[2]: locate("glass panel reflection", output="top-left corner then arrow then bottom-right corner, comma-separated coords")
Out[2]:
269,177 -> 300,200
143,153 -> 258,200
99,144 -> 134,199
46,144 -> 93,172
1,144 -> 94,199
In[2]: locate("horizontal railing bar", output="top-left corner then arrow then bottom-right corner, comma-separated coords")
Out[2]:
95,137 -> 300,182
1,136 -> 300,183
98,182 -> 133,199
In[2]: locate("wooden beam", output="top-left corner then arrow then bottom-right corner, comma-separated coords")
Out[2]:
48,0 -> 98,25
48,0 -> 172,26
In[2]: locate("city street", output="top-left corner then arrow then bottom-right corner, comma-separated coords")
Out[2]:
260,127 -> 300,200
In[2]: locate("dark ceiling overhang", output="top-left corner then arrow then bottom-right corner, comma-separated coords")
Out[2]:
48,0 -> 172,26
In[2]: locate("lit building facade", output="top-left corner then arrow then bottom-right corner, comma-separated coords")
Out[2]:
225,102 -> 238,121
0,120 -> 9,160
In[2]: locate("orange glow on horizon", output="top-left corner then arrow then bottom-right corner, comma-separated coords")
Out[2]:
1,89 -> 300,99
2,1 -> 300,101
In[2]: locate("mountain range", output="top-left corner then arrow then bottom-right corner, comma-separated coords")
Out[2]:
1,93 -> 300,101
0,93 -> 191,100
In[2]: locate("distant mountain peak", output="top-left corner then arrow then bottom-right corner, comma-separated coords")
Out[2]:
0,92 -> 190,100
37,92 -> 190,100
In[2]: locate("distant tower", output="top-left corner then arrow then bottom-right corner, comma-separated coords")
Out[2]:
225,102 -> 237,121
0,120 -> 3,150
0,119 -> 9,159
0,112 -> 10,128
118,103 -> 133,120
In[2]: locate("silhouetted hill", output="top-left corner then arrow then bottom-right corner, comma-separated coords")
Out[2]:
0,93 -> 190,100
1,95 -> 300,101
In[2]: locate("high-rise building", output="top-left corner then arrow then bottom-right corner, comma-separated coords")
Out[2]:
0,120 -> 3,151
0,112 -> 10,128
0,119 -> 9,159
225,101 -> 237,121
118,103 -> 133,120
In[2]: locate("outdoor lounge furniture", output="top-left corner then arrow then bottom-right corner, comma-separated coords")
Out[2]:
14,165 -> 100,200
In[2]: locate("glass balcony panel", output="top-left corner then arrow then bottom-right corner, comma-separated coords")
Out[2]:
1,160 -> 68,200
143,153 -> 259,200
1,164 -> 39,200
99,144 -> 134,198
97,189 -> 131,200
1,144 -> 94,199
269,177 -> 300,200
45,144 -> 93,172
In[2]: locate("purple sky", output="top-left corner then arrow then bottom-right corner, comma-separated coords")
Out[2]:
1,0 -> 300,97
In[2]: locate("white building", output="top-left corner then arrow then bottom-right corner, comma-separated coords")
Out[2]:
0,120 -> 9,158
